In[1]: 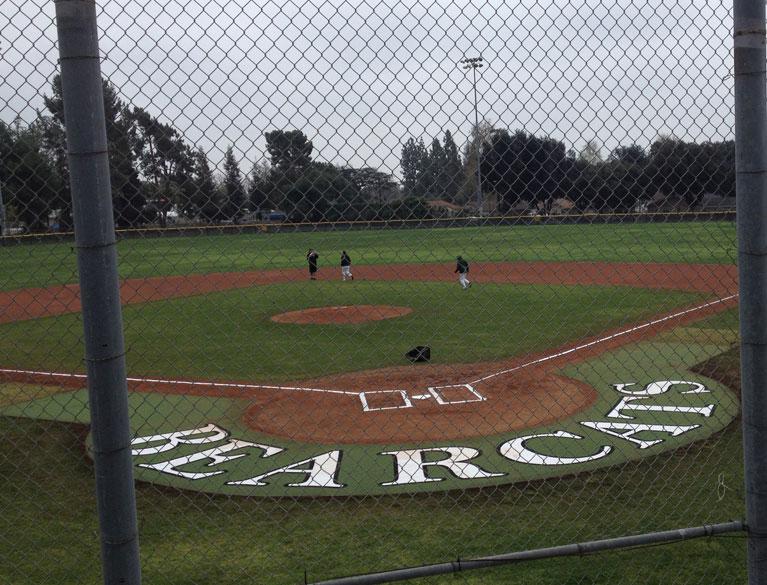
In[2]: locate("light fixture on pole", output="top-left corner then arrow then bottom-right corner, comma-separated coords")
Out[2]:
460,56 -> 485,214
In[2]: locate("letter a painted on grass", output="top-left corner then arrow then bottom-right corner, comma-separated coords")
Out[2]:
227,450 -> 345,488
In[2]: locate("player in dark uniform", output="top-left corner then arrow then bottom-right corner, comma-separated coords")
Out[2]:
307,249 -> 319,280
340,250 -> 353,281
455,255 -> 471,289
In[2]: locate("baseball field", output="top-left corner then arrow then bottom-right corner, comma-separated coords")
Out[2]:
0,221 -> 746,583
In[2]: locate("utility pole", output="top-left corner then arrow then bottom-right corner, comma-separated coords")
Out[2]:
460,56 -> 485,214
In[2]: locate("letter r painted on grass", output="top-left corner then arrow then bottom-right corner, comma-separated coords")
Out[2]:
379,447 -> 504,486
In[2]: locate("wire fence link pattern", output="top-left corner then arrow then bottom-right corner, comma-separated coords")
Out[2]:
0,1 -> 748,584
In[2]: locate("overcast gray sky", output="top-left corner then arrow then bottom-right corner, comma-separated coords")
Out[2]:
2,0 -> 733,178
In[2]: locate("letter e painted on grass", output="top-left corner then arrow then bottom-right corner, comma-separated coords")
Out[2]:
498,431 -> 612,465
138,439 -> 281,480
580,422 -> 700,449
380,447 -> 504,486
227,450 -> 345,489
131,423 -> 230,456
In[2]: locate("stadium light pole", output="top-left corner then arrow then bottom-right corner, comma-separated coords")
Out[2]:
460,56 -> 485,214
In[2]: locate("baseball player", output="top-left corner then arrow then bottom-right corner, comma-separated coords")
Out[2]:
455,255 -> 471,289
306,249 -> 319,280
340,250 -> 353,281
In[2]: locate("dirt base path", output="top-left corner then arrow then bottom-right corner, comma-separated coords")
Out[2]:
0,261 -> 737,324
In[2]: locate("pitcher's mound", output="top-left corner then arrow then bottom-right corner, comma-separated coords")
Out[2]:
271,305 -> 412,325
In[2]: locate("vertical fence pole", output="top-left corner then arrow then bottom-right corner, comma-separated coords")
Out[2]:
54,2 -> 141,584
734,1 -> 767,583
0,181 -> 5,238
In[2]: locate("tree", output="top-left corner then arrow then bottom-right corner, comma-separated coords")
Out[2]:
190,148 -> 223,222
0,119 -> 62,231
128,107 -> 193,223
43,75 -> 145,227
460,121 -> 495,203
223,146 -> 245,222
247,160 -> 272,213
442,130 -> 462,201
480,129 -> 567,213
610,144 -> 647,165
427,138 -> 445,198
341,167 -> 398,204
648,137 -> 734,205
578,139 -> 603,165
400,137 -> 429,198
283,164 -> 359,223
264,130 -> 313,181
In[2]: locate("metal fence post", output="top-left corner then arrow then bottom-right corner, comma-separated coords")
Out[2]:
54,1 -> 141,584
734,1 -> 767,583
0,181 -> 5,238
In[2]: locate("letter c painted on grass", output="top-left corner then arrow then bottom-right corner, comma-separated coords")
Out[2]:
498,430 -> 612,465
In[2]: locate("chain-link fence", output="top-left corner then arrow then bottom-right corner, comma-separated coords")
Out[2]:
1,0 -> 758,583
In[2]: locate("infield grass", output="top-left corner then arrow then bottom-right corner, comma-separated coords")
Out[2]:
0,221 -> 736,291
0,281 -> 703,381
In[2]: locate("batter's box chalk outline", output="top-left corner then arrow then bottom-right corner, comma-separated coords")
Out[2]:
359,389 -> 412,412
428,384 -> 486,405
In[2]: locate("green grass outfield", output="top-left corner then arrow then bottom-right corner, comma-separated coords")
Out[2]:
0,221 -> 736,291
0,281 -> 704,381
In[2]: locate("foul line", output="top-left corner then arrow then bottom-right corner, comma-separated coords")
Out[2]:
0,368 -> 359,396
467,294 -> 739,386
0,294 -> 738,399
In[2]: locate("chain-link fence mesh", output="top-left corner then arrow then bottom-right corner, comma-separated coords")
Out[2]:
0,0 -> 749,583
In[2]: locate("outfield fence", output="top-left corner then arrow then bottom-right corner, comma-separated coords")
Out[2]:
1,1 -> 763,584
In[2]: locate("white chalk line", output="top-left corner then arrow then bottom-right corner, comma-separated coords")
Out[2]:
467,293 -> 739,386
0,368 -> 358,396
0,293 -> 738,399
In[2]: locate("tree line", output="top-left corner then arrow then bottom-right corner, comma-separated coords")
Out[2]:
0,75 -> 735,233
477,130 -> 734,214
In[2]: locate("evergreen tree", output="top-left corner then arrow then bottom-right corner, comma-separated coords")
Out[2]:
401,137 -> 430,198
442,130 -> 462,201
428,138 -> 445,198
401,138 -> 420,197
191,148 -> 221,222
223,146 -> 245,222
248,160 -> 272,213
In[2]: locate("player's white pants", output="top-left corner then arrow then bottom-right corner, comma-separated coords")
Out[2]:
342,266 -> 353,280
459,273 -> 470,289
